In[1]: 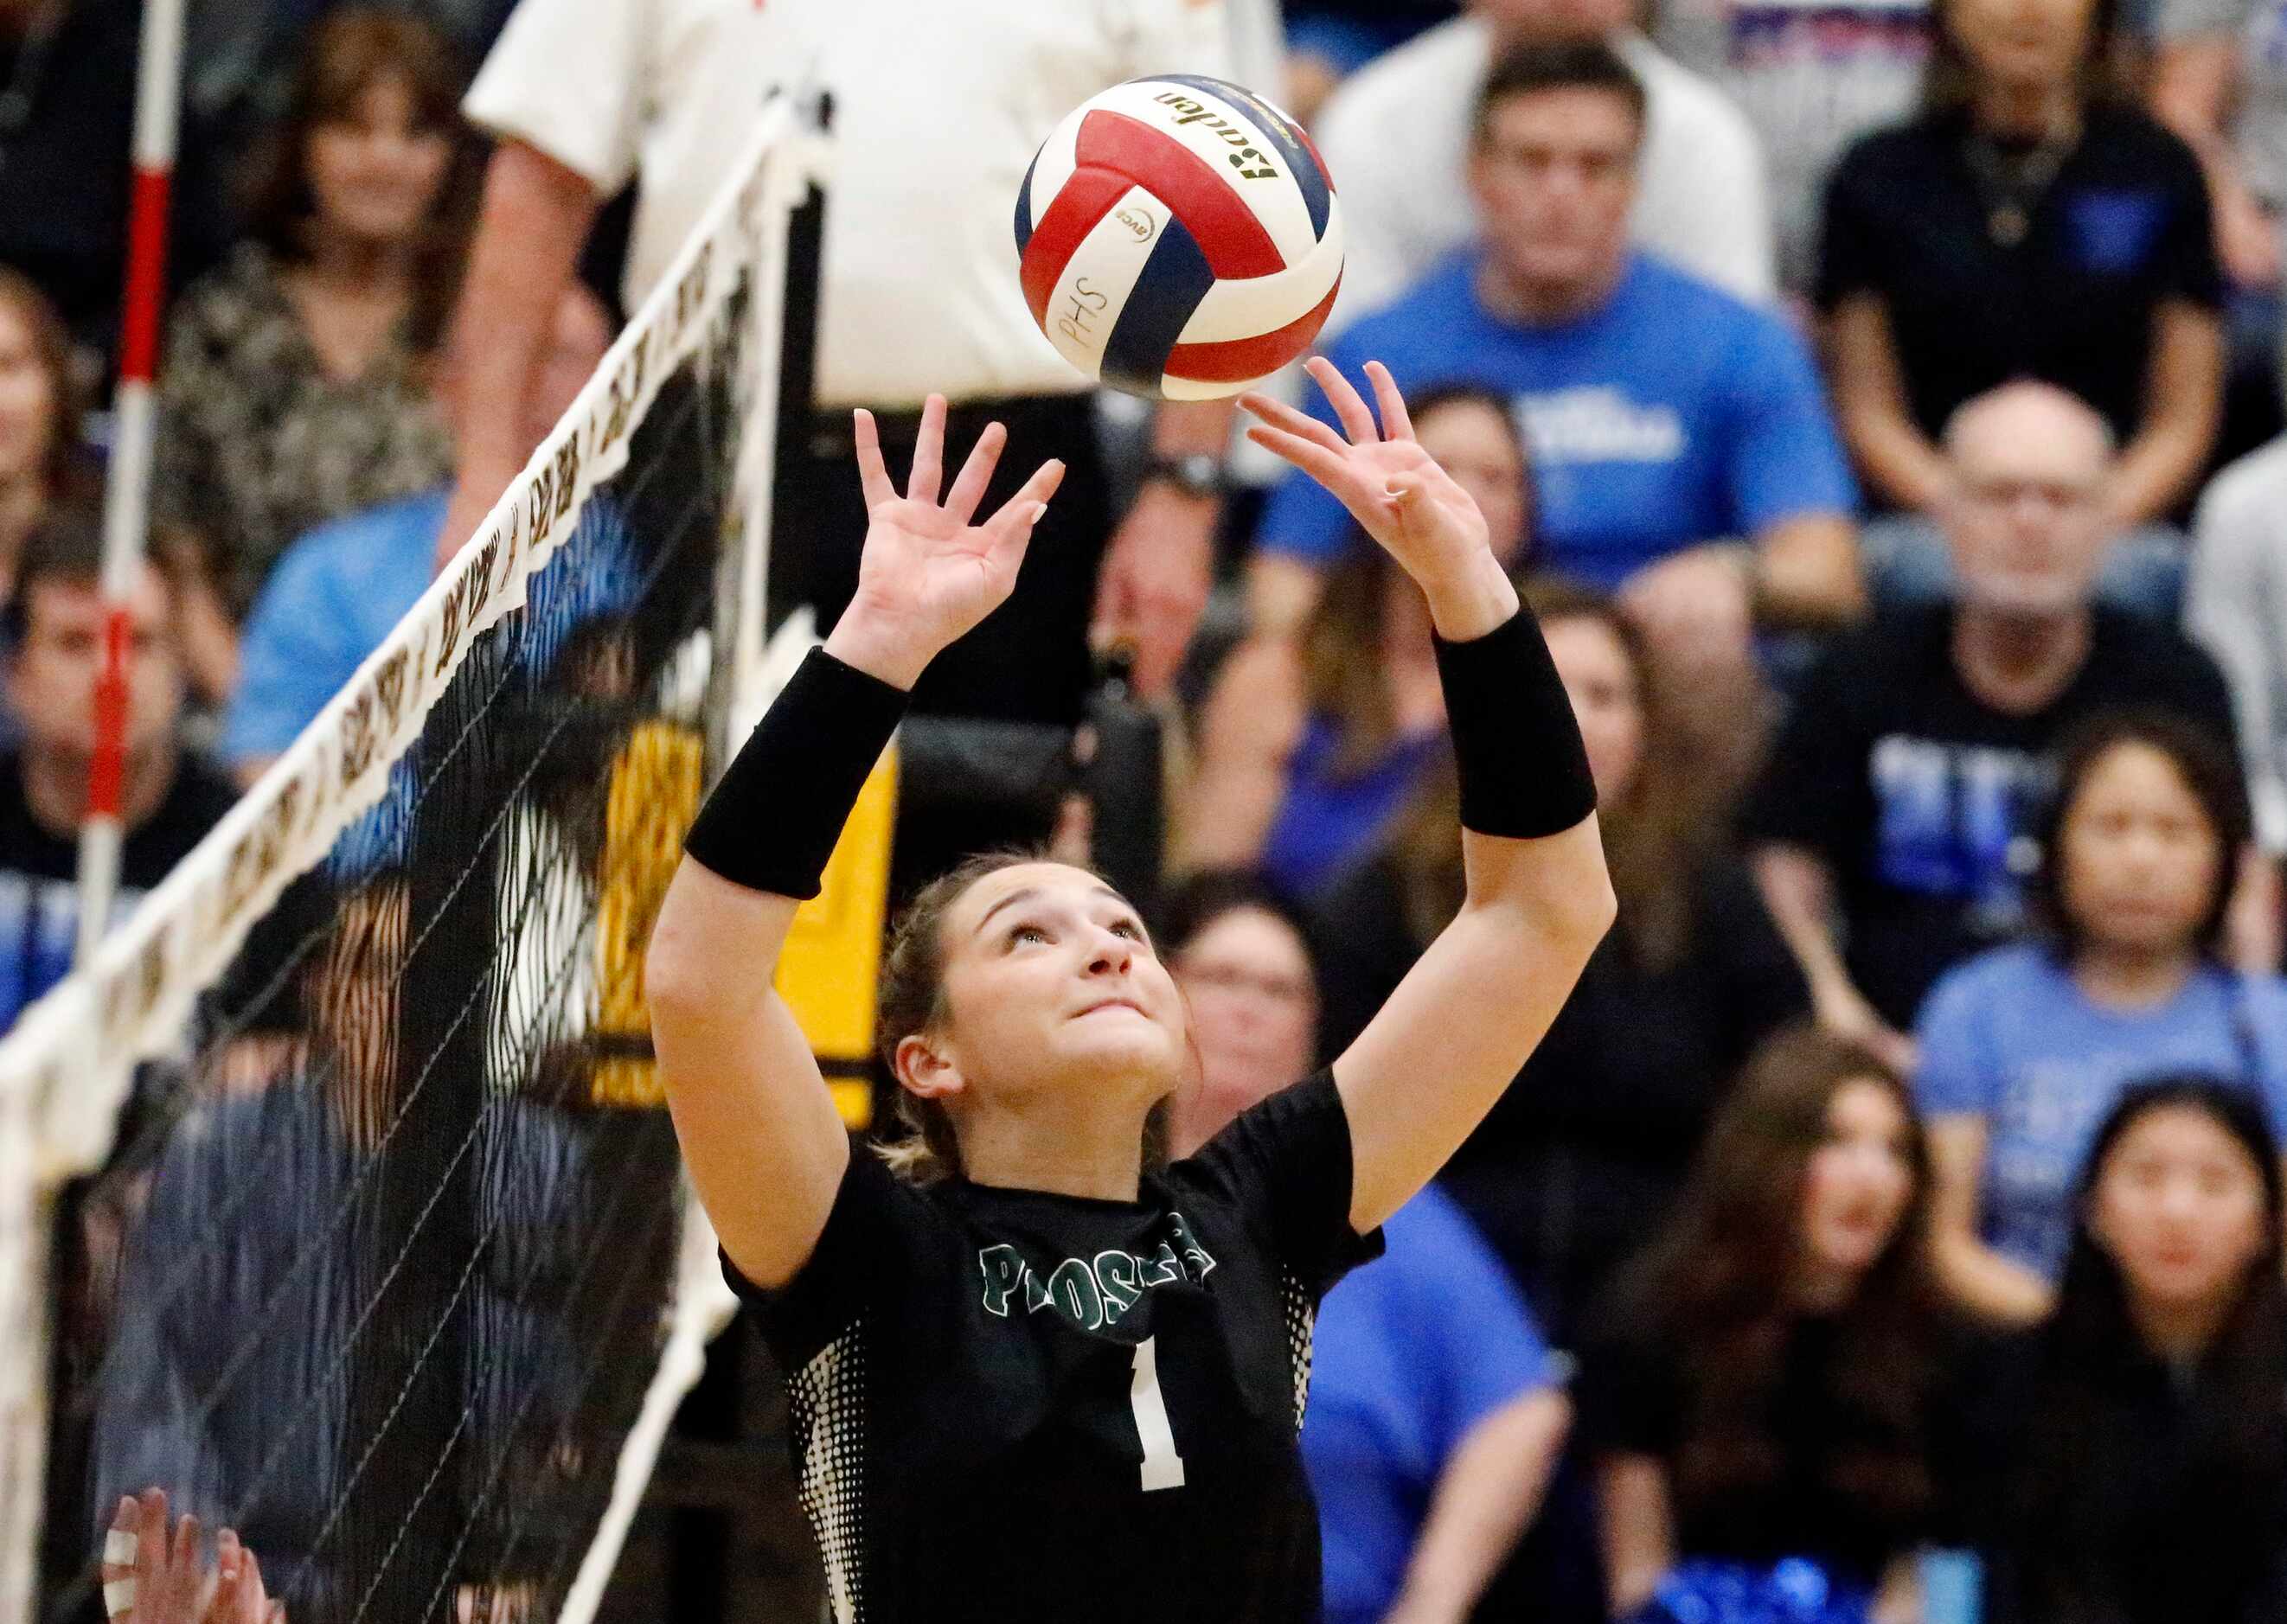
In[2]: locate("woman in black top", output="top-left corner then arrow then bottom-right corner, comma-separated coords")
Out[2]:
1970,1077 -> 2287,1624
1821,0 -> 2225,524
1579,1026 -> 1964,1622
649,359 -> 1614,1622
1314,576 -> 1805,1344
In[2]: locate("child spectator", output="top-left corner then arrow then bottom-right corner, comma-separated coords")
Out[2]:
1314,577 -> 1805,1339
1181,385 -> 1531,898
1160,872 -> 1570,1624
154,7 -> 477,616
1963,1078 -> 2287,1623
1748,383 -> 2245,1067
1579,1026 -> 1969,1623
1916,709 -> 2287,1322
1822,0 -> 2226,526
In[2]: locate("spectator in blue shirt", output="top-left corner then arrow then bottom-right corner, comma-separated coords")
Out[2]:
1916,707 -> 2287,1326
1250,41 -> 1861,687
1162,872 -> 1569,1624
220,282 -> 616,785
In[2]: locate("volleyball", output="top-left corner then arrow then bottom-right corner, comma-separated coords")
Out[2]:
1015,75 -> 1344,401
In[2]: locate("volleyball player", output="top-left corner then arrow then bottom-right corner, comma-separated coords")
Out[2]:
648,357 -> 1615,1621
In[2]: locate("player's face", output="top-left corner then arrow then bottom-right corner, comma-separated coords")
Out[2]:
304,73 -> 452,249
0,297 -> 55,492
1798,1079 -> 1916,1284
2090,1105 -> 2270,1319
1544,614 -> 1643,806
1470,89 -> 1640,296
1413,399 -> 1529,568
2059,742 -> 2222,962
935,863 -> 1188,1106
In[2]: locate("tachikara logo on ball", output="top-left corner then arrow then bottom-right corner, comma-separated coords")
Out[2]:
1015,74 -> 1343,402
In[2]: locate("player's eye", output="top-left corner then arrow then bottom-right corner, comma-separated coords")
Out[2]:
1009,924 -> 1050,947
1111,918 -> 1144,941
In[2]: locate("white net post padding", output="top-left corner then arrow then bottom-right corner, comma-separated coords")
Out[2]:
0,93 -> 826,1624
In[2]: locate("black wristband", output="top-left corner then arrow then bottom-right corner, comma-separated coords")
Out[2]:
1432,607 -> 1597,840
683,648 -> 910,899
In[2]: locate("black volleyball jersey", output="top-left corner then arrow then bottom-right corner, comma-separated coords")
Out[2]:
729,1071 -> 1385,1622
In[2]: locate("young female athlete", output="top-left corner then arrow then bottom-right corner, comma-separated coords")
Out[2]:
648,357 -> 1615,1622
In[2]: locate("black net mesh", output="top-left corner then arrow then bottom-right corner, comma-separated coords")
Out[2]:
40,264 -> 759,1624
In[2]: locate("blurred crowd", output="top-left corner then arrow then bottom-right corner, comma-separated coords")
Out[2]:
16,0 -> 2287,1617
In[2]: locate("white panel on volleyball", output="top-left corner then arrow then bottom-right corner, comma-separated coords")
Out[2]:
1038,183 -> 1169,385
1082,80 -> 1322,270
1024,102 -> 1084,233
1160,367 -> 1285,402
1176,193 -> 1345,345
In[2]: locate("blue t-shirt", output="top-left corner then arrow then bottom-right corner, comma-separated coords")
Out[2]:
1301,1182 -> 1557,1624
1261,718 -> 1445,902
222,487 -> 641,880
1256,253 -> 1856,586
221,488 -> 642,767
1914,944 -> 2287,1277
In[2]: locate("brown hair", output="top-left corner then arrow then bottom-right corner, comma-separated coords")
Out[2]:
1922,0 -> 2129,116
1378,575 -> 1699,969
0,267 -> 87,495
240,7 -> 478,350
1473,37 -> 1649,148
1608,1026 -> 1951,1541
874,852 -> 1172,1186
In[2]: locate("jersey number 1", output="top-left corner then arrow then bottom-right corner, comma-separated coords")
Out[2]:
1129,1336 -> 1186,1492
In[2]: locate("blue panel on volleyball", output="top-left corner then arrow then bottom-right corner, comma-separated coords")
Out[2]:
1099,217 -> 1218,397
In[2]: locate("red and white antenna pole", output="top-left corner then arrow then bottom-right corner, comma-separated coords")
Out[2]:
75,0 -> 188,968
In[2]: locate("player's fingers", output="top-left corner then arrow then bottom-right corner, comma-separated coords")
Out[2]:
1364,361 -> 1413,442
1243,422 -> 1353,489
102,1499 -> 138,1620
985,459 -> 1065,547
852,410 -> 895,511
1305,357 -> 1380,445
943,420 -> 1006,526
1237,392 -> 1350,457
906,394 -> 948,505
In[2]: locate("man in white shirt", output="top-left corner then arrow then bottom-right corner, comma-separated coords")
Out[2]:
440,0 -> 1238,885
1313,0 -> 1777,328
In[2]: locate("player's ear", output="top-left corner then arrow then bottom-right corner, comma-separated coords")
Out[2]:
894,1030 -> 965,1103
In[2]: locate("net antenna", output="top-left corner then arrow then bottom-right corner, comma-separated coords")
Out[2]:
0,89 -> 830,1624
74,0 -> 189,969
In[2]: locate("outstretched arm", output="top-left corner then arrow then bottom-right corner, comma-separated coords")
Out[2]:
649,398 -> 1064,1289
1242,361 -> 1615,1235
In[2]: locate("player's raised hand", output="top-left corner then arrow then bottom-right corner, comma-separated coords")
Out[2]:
1240,360 -> 1493,590
102,1490 -> 286,1624
825,394 -> 1066,690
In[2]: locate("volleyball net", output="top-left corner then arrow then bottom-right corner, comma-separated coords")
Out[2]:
0,93 -> 829,1624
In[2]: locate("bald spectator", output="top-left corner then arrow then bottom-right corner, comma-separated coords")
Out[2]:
1313,0 -> 1774,328
1747,383 -> 2250,1069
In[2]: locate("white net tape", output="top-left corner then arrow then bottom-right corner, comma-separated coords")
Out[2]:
0,93 -> 822,1624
